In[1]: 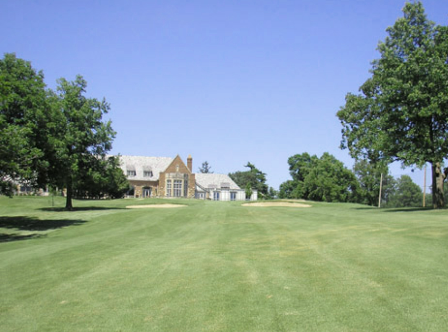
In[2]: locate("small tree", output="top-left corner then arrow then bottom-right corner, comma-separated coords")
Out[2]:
245,183 -> 253,200
198,161 -> 213,173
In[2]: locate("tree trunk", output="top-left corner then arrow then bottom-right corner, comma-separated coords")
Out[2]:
431,162 -> 445,209
65,176 -> 73,211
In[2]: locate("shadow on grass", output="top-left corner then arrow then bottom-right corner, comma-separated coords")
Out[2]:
382,207 -> 437,213
39,206 -> 124,212
353,206 -> 436,212
0,216 -> 87,243
0,233 -> 45,243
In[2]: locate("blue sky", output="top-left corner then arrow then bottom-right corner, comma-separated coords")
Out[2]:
1,0 -> 447,190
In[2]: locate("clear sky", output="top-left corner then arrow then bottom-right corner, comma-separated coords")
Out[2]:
1,0 -> 447,190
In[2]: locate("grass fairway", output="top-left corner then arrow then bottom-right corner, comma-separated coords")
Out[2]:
1,197 -> 447,332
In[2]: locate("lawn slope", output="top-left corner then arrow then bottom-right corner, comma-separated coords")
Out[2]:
1,197 -> 447,331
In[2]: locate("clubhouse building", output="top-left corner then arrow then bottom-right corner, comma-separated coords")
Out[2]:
118,155 -> 257,201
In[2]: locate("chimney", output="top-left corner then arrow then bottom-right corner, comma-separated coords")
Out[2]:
187,155 -> 193,172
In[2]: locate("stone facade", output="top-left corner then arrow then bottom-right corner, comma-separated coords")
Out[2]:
118,154 -> 256,201
158,155 -> 196,198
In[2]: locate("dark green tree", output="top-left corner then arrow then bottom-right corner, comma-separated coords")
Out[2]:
278,180 -> 297,199
0,53 -> 50,195
47,76 -> 116,210
245,183 -> 253,200
266,187 -> 278,200
198,161 -> 213,173
387,175 -> 422,207
280,152 -> 360,203
353,159 -> 395,206
229,162 -> 268,198
337,2 -> 448,208
73,155 -> 129,199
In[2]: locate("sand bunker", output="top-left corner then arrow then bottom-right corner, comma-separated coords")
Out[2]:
242,202 -> 311,208
126,204 -> 187,209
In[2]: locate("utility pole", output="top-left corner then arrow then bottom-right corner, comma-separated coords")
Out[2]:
423,164 -> 427,207
378,173 -> 383,208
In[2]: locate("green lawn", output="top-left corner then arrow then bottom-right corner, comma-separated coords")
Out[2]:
0,196 -> 447,332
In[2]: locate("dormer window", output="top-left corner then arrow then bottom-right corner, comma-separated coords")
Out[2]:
126,165 -> 136,177
143,166 -> 153,177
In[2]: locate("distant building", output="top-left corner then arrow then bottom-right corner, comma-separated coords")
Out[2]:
117,155 -> 257,201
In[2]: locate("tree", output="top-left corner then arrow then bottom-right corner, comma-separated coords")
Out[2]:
279,152 -> 360,203
245,183 -> 253,200
353,159 -> 395,206
0,53 -> 50,196
387,175 -> 422,207
267,187 -> 278,200
47,76 -> 116,210
72,155 -> 129,199
229,162 -> 268,198
198,161 -> 213,173
337,2 -> 448,208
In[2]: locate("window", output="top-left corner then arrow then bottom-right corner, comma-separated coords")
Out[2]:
213,191 -> 220,201
127,170 -> 136,177
184,179 -> 188,197
230,192 -> 237,201
166,180 -> 172,197
173,180 -> 182,197
144,171 -> 153,177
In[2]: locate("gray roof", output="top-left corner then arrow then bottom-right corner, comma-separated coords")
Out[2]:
195,173 -> 241,190
117,155 -> 173,181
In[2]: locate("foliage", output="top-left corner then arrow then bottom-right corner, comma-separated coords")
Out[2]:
353,159 -> 395,206
337,2 -> 448,208
279,152 -> 359,203
229,162 -> 268,198
266,187 -> 278,200
386,175 -> 422,208
46,76 -> 116,209
244,183 -> 253,200
73,155 -> 129,199
0,53 -> 49,195
198,161 -> 213,173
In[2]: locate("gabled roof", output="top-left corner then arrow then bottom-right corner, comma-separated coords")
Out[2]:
195,173 -> 241,190
117,155 -> 173,181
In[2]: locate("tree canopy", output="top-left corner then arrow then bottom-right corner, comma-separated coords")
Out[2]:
47,76 -> 117,210
386,175 -> 422,208
279,152 -> 359,203
353,159 -> 395,206
229,162 -> 268,198
0,53 -> 127,208
337,1 -> 448,208
0,53 -> 49,195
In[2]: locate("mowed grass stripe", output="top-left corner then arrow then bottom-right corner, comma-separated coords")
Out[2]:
1,197 -> 447,331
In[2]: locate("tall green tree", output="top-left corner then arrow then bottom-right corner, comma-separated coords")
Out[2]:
337,2 -> 448,208
73,155 -> 129,199
0,53 -> 51,195
280,152 -> 360,203
353,159 -> 395,206
48,76 -> 116,210
387,175 -> 422,208
229,162 -> 268,198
